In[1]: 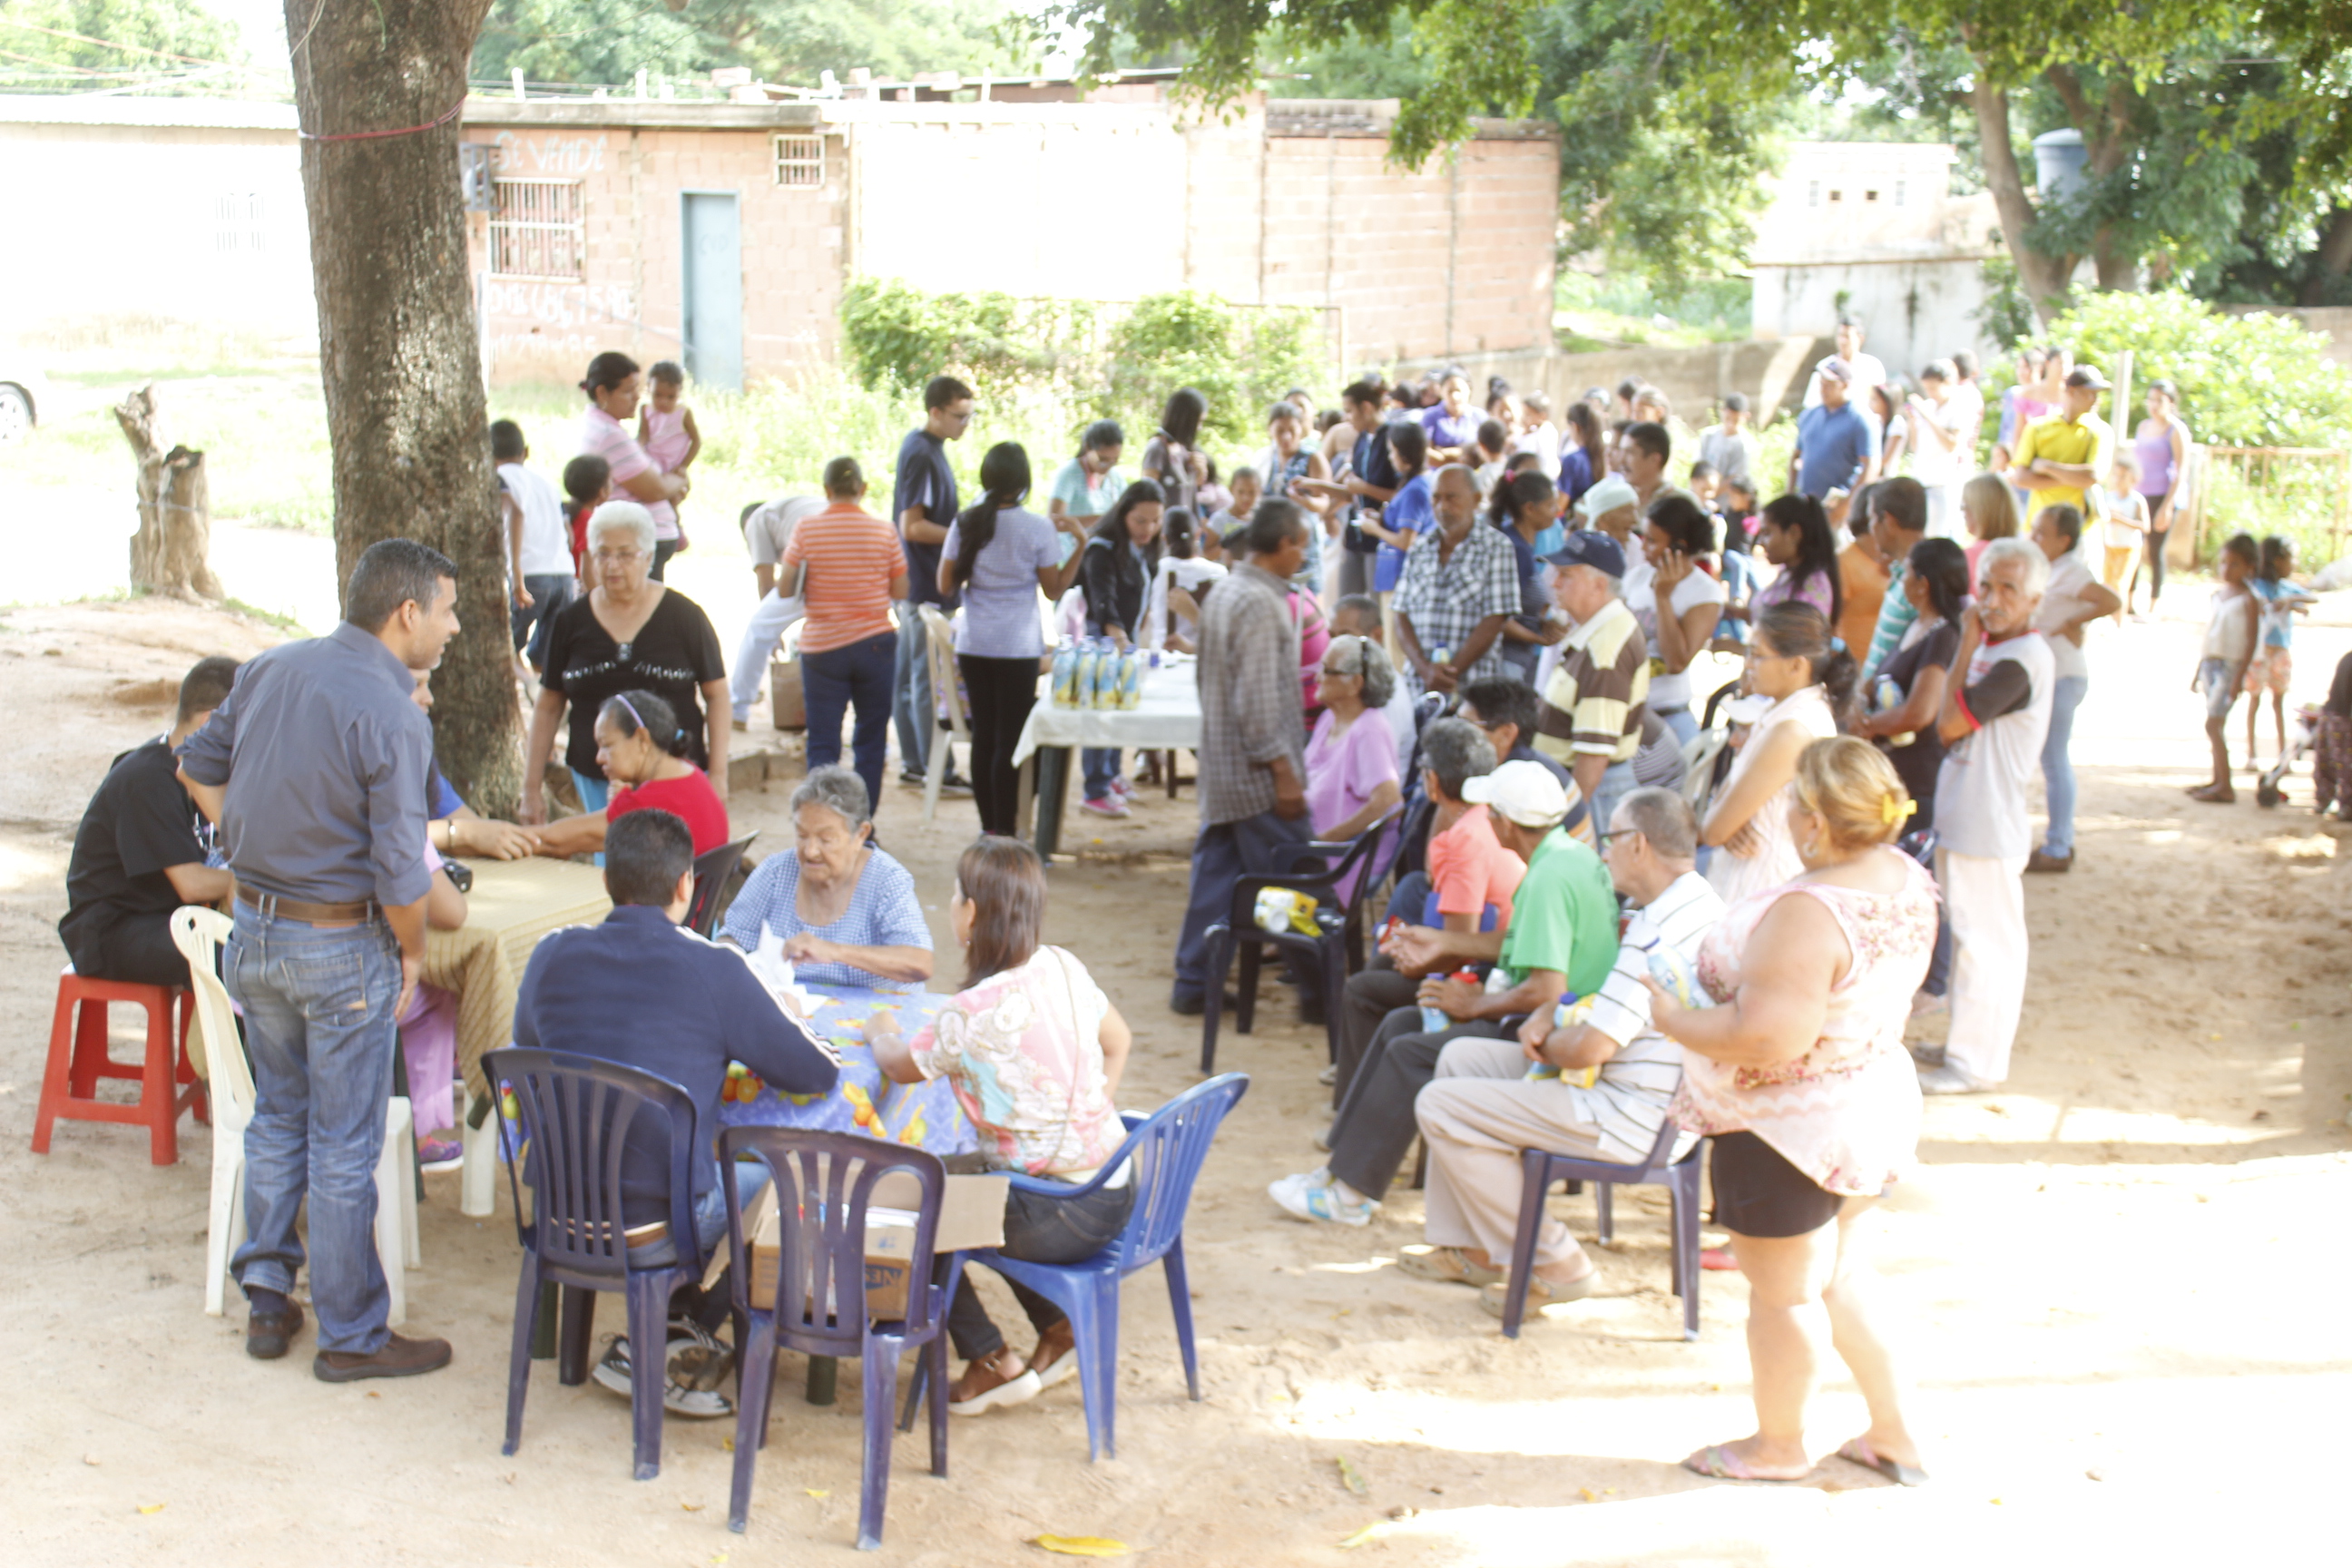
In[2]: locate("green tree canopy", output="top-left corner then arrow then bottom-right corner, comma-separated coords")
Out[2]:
0,0 -> 247,93
473,0 -> 1021,89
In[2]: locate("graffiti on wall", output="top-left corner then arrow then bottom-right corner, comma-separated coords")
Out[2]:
487,131 -> 610,177
483,280 -> 633,329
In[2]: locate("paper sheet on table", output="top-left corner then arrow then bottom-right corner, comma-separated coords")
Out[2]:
740,934 -> 823,1026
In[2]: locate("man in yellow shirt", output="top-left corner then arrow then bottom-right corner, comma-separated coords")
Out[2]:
2006,367 -> 2112,516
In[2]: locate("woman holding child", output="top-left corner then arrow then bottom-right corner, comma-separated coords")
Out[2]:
872,837 -> 1135,1415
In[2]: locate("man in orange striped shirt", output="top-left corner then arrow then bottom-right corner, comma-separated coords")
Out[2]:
778,456 -> 910,812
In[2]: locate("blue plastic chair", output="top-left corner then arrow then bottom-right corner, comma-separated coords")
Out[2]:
719,1127 -> 960,1552
485,1047 -> 709,1481
1199,808 -> 1404,1074
931,1073 -> 1251,1462
1498,1118 -> 1702,1341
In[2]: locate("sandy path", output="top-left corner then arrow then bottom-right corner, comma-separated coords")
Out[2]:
0,593 -> 2343,1565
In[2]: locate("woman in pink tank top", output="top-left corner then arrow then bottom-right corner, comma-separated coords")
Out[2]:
1647,737 -> 1936,1488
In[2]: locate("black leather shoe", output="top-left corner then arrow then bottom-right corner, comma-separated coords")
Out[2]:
314,1332 -> 454,1383
1170,989 -> 1240,1017
2025,848 -> 2073,873
247,1300 -> 304,1360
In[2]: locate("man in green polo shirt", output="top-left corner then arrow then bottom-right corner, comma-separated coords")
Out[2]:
2007,366 -> 2112,517
1269,760 -> 1617,1225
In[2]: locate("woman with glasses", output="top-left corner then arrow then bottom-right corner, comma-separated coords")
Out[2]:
522,499 -> 729,828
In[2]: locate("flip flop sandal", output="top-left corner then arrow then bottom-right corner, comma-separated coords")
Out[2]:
1682,1444 -> 1810,1483
1700,1247 -> 1741,1272
1838,1437 -> 1930,1487
1396,1246 -> 1504,1287
1477,1268 -> 1596,1318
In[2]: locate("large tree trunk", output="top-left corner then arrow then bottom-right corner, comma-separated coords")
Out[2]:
114,383 -> 224,601
2304,206 -> 2352,306
1966,72 -> 2073,325
282,0 -> 520,813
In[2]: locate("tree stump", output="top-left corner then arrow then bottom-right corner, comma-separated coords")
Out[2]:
115,384 -> 224,601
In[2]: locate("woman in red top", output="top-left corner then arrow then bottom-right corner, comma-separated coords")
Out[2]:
530,689 -> 730,858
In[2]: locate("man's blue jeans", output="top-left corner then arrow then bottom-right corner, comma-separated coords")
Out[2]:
806,630 -> 897,814
891,608 -> 934,779
510,574 -> 575,668
226,904 -> 405,1355
2040,674 -> 2089,857
1171,808 -> 1315,1004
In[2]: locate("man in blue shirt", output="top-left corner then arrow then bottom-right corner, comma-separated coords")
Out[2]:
1791,358 -> 1881,502
891,375 -> 972,789
178,539 -> 456,1379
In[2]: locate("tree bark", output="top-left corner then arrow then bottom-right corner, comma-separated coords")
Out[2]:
115,384 -> 225,601
281,0 -> 521,814
2304,205 -> 2352,306
1966,71 -> 2073,323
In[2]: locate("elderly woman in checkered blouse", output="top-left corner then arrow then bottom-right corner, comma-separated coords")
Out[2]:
720,766 -> 932,994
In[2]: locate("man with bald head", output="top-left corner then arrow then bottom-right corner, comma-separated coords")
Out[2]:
1392,464 -> 1523,693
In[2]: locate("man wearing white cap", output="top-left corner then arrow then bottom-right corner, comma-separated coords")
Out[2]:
1269,759 -> 1617,1226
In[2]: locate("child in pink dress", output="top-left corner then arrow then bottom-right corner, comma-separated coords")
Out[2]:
636,360 -> 701,570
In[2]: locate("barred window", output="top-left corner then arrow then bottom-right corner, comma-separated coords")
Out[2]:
489,178 -> 583,280
215,192 -> 266,253
773,134 -> 824,188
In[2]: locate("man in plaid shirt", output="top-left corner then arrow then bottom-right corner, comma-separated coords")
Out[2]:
1394,465 -> 1523,692
1171,502 -> 1317,1018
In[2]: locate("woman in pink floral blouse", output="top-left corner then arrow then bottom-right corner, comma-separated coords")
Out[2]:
1646,736 -> 1936,1489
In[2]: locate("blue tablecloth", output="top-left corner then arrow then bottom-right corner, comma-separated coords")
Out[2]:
715,984 -> 977,1158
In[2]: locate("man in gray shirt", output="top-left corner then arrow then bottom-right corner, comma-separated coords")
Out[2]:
178,539 -> 461,1380
1171,501 -> 1315,1018
727,494 -> 820,726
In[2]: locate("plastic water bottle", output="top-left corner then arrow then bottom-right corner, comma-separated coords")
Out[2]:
1119,645 -> 1143,710
1421,967 -> 1479,1034
1427,645 -> 1451,685
1051,642 -> 1078,708
1073,640 -> 1100,710
1093,641 -> 1122,709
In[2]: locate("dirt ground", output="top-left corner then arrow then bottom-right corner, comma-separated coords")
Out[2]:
0,583 -> 2346,1567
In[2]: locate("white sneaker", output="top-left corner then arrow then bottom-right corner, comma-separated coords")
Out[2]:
1269,1169 -> 1377,1226
1917,1065 -> 1995,1094
948,1366 -> 1042,1416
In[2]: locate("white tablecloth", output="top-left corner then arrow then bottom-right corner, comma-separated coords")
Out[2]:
1012,660 -> 1202,765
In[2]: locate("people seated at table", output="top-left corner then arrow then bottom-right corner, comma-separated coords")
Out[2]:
1339,717 -> 1518,1104
1646,739 -> 1934,1485
1405,788 -> 1723,1315
411,669 -> 534,860
512,810 -> 839,1403
524,498 -> 729,830
1305,632 -> 1403,905
720,766 -> 933,994
870,837 -> 1134,1415
62,655 -> 240,987
1271,760 -> 1617,1226
527,690 -> 730,859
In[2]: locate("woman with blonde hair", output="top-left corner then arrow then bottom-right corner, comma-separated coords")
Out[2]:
1648,736 -> 1936,1487
1960,472 -> 2019,583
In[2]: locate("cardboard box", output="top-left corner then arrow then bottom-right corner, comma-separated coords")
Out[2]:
742,1171 -> 1007,1321
769,657 -> 806,730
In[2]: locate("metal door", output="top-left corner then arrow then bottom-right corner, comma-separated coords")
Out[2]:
681,192 -> 743,392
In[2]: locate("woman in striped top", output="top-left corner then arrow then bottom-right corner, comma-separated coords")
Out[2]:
779,456 -> 910,815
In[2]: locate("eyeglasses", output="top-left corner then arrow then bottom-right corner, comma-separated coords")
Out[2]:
593,547 -> 645,564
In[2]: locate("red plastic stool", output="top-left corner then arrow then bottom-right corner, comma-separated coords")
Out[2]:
31,966 -> 204,1165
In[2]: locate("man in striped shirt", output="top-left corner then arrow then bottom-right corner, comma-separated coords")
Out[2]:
1534,531 -> 1649,841
1405,788 -> 1724,1318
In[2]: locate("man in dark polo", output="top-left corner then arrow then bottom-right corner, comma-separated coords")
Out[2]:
61,655 -> 240,984
178,539 -> 460,1380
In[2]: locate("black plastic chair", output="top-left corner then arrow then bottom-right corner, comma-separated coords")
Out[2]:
486,1047 -> 710,1481
1497,1118 -> 1702,1341
1197,805 -> 1404,1074
719,1127 -> 958,1552
686,831 -> 760,938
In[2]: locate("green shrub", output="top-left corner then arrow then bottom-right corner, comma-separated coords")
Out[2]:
2034,291 -> 2352,450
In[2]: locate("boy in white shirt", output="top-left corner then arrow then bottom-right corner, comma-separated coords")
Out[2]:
2086,452 -> 2150,619
494,420 -> 575,674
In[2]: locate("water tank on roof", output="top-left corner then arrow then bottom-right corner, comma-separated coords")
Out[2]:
2034,129 -> 2088,206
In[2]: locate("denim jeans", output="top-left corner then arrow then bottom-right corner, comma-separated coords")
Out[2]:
2040,674 -> 2089,857
945,1177 -> 1135,1360
805,630 -> 897,813
226,905 -> 406,1354
1082,747 -> 1122,800
891,608 -> 934,778
1591,759 -> 1637,846
511,574 -> 575,667
1171,808 -> 1316,1003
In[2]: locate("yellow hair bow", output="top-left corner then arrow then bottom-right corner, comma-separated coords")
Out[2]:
1880,794 -> 1916,827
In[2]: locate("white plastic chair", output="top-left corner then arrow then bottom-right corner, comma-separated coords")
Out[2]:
172,907 -> 420,1326
917,604 -> 974,823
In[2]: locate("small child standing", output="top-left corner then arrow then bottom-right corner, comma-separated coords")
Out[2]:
2189,533 -> 2260,803
2244,534 -> 2318,763
561,453 -> 612,591
2089,452 -> 2149,620
494,419 -> 577,675
636,360 -> 700,579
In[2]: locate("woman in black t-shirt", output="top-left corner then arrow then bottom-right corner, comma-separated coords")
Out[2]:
1851,538 -> 1970,830
522,501 -> 728,822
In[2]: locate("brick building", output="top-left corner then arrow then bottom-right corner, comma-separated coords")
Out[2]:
458,83 -> 1560,389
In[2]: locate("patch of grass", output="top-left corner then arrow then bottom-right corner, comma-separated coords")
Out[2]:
1555,272 -> 1752,348
223,597 -> 309,633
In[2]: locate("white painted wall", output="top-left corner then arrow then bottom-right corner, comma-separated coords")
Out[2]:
1751,260 -> 1994,384
1,119 -> 315,345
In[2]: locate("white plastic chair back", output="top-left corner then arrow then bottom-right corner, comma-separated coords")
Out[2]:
171,906 -> 251,1121
918,604 -> 972,823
